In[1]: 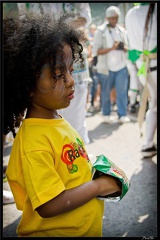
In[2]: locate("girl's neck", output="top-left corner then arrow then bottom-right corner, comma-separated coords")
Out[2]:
26,107 -> 60,119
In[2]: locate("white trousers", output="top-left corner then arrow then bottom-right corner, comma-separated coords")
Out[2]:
143,69 -> 157,148
127,60 -> 140,105
58,82 -> 90,145
136,59 -> 157,149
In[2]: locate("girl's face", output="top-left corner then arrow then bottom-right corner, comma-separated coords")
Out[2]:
29,44 -> 75,119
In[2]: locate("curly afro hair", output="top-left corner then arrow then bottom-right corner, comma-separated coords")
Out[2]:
3,13 -> 85,138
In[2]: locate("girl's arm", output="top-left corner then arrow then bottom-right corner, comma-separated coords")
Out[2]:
36,175 -> 121,218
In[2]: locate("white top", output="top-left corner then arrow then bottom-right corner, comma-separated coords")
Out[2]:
125,4 -> 157,68
125,4 -> 157,52
92,22 -> 128,73
105,26 -> 127,71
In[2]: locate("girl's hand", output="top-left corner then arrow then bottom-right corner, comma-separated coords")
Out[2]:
94,174 -> 122,197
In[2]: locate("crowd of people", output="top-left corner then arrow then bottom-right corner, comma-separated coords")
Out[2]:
86,4 -> 157,159
3,2 -> 157,237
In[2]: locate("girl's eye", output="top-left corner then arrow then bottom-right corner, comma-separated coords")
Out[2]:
55,74 -> 63,80
70,68 -> 74,75
55,67 -> 74,80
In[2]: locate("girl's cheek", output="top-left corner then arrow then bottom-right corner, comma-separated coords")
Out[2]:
37,77 -> 53,93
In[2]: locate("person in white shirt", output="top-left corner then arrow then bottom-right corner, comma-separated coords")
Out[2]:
125,3 -> 157,158
92,6 -> 130,124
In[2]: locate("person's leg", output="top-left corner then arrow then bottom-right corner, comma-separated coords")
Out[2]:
97,73 -> 111,116
3,134 -> 15,204
115,67 -> 129,118
94,82 -> 101,109
90,71 -> 98,107
110,87 -> 116,104
142,70 -> 157,151
110,87 -> 116,111
127,60 -> 139,112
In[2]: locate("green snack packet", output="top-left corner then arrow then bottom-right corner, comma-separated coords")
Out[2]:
92,154 -> 130,202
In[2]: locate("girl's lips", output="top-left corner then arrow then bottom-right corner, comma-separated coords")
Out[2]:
66,90 -> 74,100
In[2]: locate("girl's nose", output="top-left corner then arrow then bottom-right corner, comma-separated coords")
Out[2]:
65,72 -> 75,88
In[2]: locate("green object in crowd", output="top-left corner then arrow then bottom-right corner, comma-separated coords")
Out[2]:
128,47 -> 157,77
92,154 -> 130,202
26,3 -> 30,9
128,49 -> 142,63
128,47 -> 157,63
137,62 -> 146,77
134,3 -> 150,6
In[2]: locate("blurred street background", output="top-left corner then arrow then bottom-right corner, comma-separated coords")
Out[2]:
3,2 -> 134,26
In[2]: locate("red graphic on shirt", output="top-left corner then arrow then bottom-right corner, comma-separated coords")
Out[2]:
61,138 -> 89,174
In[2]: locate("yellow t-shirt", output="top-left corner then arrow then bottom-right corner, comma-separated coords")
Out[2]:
6,117 -> 104,237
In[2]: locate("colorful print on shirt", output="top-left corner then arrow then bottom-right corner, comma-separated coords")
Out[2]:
61,138 -> 90,174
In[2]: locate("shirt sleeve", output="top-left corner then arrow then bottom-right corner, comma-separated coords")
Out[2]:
92,29 -> 103,57
22,150 -> 65,210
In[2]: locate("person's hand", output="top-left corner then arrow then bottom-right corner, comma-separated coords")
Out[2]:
123,44 -> 128,52
111,41 -> 119,50
94,174 -> 122,197
88,56 -> 93,63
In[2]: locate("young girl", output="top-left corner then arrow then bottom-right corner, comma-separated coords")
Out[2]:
3,14 -> 121,237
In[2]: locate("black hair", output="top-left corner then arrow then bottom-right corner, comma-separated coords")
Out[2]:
3,13 -> 84,137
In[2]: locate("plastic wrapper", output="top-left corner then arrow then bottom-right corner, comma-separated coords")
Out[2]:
92,154 -> 130,202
